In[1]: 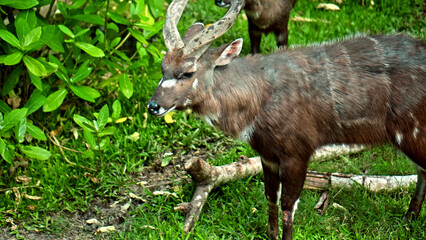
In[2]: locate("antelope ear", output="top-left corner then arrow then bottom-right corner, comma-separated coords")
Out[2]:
215,38 -> 243,66
183,23 -> 205,42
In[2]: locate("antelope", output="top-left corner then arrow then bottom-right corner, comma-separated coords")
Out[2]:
215,0 -> 297,54
146,0 -> 426,239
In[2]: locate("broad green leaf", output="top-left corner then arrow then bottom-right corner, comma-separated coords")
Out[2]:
24,91 -> 46,115
29,72 -> 43,91
43,25 -> 65,52
75,28 -> 90,38
73,114 -> 96,132
149,0 -> 163,19
75,42 -> 105,57
69,0 -> 85,9
0,0 -> 39,9
58,25 -> 74,38
0,108 -> 28,134
70,85 -> 100,102
1,65 -> 22,97
15,118 -> 26,143
112,100 -> 121,120
70,60 -> 91,83
43,89 -> 67,112
0,29 -> 21,48
83,129 -> 97,149
108,12 -> 130,25
98,126 -> 116,137
37,57 -> 58,74
23,55 -> 47,76
23,26 -> 41,47
128,27 -> 148,45
0,55 -> 6,64
0,138 -> 13,164
15,17 -> 30,42
0,100 -> 12,113
16,9 -> 37,29
4,51 -> 24,65
26,124 -> 46,140
97,105 -> 109,132
119,74 -> 133,99
21,146 -> 51,160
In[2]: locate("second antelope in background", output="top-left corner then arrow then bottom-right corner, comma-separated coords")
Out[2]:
147,0 -> 426,239
215,0 -> 297,54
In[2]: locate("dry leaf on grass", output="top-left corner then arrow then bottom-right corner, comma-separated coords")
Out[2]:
95,226 -> 117,235
86,218 -> 100,225
316,3 -> 340,11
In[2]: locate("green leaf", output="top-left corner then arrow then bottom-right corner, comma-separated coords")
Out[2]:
71,60 -> 92,83
149,0 -> 163,19
24,91 -> 46,115
4,51 -> 24,65
0,108 -> 28,134
37,57 -> 58,74
98,126 -> 116,137
21,146 -> 51,160
70,85 -> 100,103
0,29 -> 21,48
83,129 -> 97,149
43,89 -> 67,112
15,17 -> 30,42
58,25 -> 74,38
43,25 -> 65,52
73,114 -> 96,132
108,12 -> 130,25
75,42 -> 105,57
16,9 -> 37,29
128,27 -> 148,45
23,26 -> 41,47
1,65 -> 22,97
29,72 -> 43,91
0,0 -> 39,9
112,100 -> 121,120
15,118 -> 26,143
0,100 -> 12,113
75,28 -> 90,38
26,124 -> 46,141
97,105 -> 109,132
0,138 -> 13,164
23,55 -> 47,76
119,73 -> 133,99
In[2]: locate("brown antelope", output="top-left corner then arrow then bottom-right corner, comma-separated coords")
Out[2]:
215,0 -> 297,54
147,0 -> 426,239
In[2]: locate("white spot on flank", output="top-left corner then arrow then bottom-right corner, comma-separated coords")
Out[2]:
396,132 -> 403,146
192,78 -> 198,89
195,195 -> 202,201
238,124 -> 254,143
292,198 -> 300,220
184,99 -> 192,107
276,183 -> 282,205
161,79 -> 177,88
201,113 -> 220,126
261,158 -> 280,173
413,128 -> 419,139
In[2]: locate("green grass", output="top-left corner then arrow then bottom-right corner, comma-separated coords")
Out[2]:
1,0 -> 425,239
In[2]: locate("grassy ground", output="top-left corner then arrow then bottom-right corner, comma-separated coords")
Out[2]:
1,0 -> 425,239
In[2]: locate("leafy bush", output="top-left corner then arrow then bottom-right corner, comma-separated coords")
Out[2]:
0,0 -> 164,166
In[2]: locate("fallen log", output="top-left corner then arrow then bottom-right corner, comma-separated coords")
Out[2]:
175,144 -> 417,234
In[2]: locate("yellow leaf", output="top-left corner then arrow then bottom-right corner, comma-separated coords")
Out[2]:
316,3 -> 340,11
164,112 -> 176,123
115,117 -> 127,123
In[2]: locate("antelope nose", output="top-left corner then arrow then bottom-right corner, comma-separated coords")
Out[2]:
147,101 -> 160,115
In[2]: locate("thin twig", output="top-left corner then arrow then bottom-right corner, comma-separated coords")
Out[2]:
47,134 -> 97,172
0,180 -> 42,193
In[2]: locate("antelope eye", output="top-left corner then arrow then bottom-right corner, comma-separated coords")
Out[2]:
182,72 -> 195,79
